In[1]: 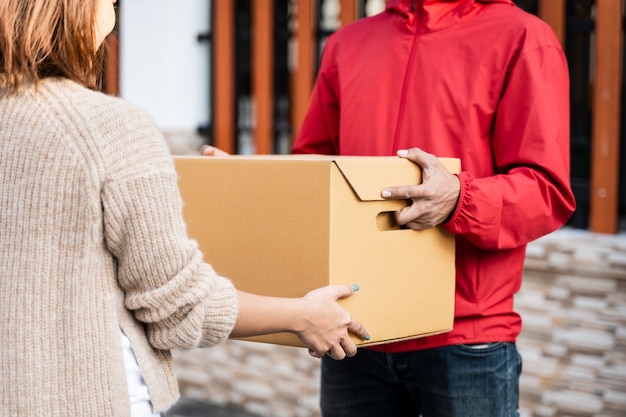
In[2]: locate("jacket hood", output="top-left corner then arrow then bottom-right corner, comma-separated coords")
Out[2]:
385,0 -> 515,31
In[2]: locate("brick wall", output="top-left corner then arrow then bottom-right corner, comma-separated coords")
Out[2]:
516,229 -> 626,417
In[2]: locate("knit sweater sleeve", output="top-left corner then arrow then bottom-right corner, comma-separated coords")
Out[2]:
99,102 -> 238,350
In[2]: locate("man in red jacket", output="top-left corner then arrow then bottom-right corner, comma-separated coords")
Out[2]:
292,0 -> 576,416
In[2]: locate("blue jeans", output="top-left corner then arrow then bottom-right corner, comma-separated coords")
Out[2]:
320,342 -> 522,417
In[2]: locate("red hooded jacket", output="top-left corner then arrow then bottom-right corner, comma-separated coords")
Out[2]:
293,0 -> 576,352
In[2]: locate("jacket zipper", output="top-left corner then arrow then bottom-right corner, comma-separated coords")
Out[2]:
391,3 -> 420,153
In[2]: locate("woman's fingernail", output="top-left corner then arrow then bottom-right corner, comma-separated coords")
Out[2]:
381,189 -> 391,198
365,335 -> 371,341
352,284 -> 360,292
200,144 -> 209,153
397,149 -> 408,157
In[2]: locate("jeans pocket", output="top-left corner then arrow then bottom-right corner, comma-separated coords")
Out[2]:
457,342 -> 505,353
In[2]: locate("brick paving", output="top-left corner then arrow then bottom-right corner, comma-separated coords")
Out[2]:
168,399 -> 259,417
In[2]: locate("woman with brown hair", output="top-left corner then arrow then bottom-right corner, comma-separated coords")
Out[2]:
0,1 -> 369,416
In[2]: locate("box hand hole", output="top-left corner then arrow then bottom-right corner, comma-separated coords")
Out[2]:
376,211 -> 408,231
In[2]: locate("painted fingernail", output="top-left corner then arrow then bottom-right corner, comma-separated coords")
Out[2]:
352,284 -> 360,292
365,335 -> 371,341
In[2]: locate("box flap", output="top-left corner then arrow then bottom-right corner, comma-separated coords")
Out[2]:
334,157 -> 461,201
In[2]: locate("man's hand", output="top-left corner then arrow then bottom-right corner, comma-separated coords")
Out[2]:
200,145 -> 229,156
381,148 -> 460,230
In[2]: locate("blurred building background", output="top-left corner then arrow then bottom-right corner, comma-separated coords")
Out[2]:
103,1 -> 625,416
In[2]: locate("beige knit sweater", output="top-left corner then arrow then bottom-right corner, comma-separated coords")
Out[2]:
0,78 -> 238,416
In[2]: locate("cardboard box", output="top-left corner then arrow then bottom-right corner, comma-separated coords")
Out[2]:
174,155 -> 459,347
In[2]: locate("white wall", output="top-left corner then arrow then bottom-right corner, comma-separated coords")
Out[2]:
119,0 -> 210,132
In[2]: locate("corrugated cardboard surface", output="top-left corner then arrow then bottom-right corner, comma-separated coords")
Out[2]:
174,155 -> 460,347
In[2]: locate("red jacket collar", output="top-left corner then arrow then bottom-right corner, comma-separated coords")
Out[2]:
385,0 -> 515,31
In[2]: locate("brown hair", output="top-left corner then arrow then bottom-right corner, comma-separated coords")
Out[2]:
0,0 -> 106,91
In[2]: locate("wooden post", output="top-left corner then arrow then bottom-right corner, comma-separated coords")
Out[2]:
213,2 -> 236,154
537,0 -> 566,47
590,0 -> 623,233
252,0 -> 274,154
291,0 -> 315,141
104,32 -> 120,96
340,0 -> 358,27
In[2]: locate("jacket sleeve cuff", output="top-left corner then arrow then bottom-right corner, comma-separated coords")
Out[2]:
442,171 -> 472,234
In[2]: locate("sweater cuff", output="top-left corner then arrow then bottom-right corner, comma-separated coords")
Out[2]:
199,274 -> 238,348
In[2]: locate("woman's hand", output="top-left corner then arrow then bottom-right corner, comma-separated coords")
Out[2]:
298,284 -> 370,360
231,285 -> 369,360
